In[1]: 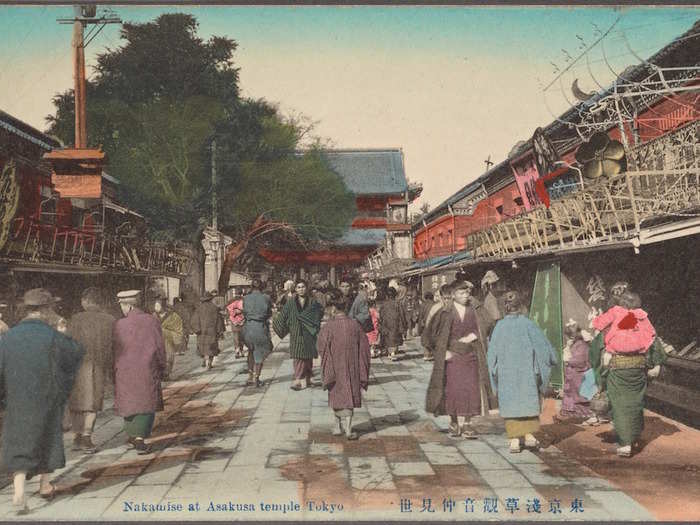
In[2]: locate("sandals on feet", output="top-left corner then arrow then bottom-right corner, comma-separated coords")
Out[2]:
346,432 -> 359,441
462,429 -> 478,440
616,445 -> 632,457
509,439 -> 522,454
39,484 -> 57,500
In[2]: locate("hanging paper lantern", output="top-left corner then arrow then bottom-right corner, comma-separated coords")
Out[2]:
575,132 -> 627,180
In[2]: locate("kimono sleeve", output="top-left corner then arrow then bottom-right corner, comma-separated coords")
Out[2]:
646,337 -> 668,368
190,307 -> 202,334
312,301 -> 324,330
272,301 -> 291,339
350,293 -> 370,325
316,324 -> 335,388
400,303 -> 409,332
153,319 -> 167,375
487,322 -> 503,392
588,333 -> 605,386
358,324 -> 371,389
216,311 -> 225,336
54,331 -> 86,400
592,306 -> 617,332
378,304 -> 387,335
527,319 -> 558,394
264,294 -> 273,321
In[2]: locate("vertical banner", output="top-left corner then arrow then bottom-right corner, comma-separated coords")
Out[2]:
529,262 -> 564,387
510,157 -> 541,211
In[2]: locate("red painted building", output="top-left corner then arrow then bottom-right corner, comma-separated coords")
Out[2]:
412,23 -> 700,264
258,149 -> 421,282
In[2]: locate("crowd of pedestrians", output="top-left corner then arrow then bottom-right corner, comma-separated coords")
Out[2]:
0,270 -> 669,514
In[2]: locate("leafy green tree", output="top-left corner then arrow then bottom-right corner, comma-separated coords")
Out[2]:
46,13 -> 356,289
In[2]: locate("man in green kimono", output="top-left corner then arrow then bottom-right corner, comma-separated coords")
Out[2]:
273,280 -> 323,391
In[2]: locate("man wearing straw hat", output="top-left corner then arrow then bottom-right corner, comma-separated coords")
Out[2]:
113,289 -> 166,455
0,288 -> 84,513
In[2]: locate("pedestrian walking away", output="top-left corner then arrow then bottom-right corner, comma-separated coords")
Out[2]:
0,288 -> 84,514
273,279 -> 323,390
172,297 -> 192,355
317,291 -> 371,440
242,279 -> 273,387
487,290 -> 558,453
379,287 -> 407,361
153,297 -> 184,379
67,287 -> 115,454
191,291 -> 225,369
590,290 -> 667,457
113,290 -> 166,455
226,289 -> 246,358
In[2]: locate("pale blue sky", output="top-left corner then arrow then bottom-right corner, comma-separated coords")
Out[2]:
1,6 -> 697,207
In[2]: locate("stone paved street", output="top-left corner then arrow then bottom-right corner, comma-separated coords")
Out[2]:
0,334 -> 659,521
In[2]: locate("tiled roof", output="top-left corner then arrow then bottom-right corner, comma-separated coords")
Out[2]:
335,228 -> 386,247
322,149 -> 408,195
0,110 -> 61,151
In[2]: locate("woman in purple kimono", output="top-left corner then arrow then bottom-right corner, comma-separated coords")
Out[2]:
558,320 -> 594,421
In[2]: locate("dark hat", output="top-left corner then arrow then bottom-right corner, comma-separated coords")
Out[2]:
503,290 -> 522,313
22,288 -> 61,306
452,279 -> 474,291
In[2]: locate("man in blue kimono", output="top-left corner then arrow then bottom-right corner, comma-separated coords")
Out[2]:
242,279 -> 273,387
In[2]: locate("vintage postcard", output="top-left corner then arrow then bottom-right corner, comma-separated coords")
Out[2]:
0,3 -> 698,522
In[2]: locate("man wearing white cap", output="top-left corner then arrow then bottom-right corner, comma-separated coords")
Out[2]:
113,290 -> 166,455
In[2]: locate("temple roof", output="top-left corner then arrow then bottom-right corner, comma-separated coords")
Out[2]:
321,149 -> 408,196
335,228 -> 386,247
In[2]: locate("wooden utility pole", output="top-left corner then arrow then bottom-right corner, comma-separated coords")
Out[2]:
73,7 -> 87,148
58,6 -> 121,148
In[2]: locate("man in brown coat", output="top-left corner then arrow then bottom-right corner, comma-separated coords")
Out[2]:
425,280 -> 498,438
191,291 -> 224,369
317,291 -> 371,440
68,287 -> 115,453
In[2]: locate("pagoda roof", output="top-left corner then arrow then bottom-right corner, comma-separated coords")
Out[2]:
321,149 -> 409,196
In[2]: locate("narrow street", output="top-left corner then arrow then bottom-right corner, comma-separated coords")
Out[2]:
2,332 -> 697,521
